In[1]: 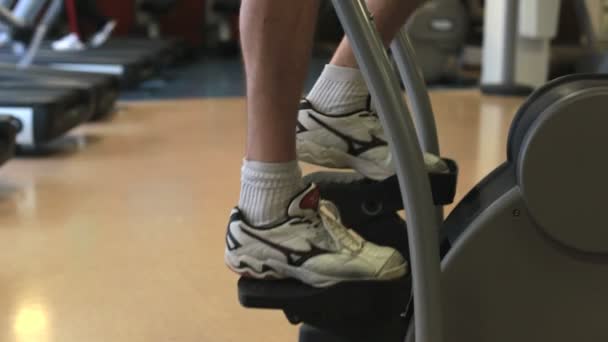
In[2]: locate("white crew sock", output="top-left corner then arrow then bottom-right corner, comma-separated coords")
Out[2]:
238,159 -> 304,226
307,64 -> 370,115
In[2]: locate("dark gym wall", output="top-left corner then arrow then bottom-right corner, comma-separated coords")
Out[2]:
96,0 -> 206,47
96,0 -> 136,35
159,0 -> 206,46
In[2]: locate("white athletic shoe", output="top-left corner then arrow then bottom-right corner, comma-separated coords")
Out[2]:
90,20 -> 116,48
225,184 -> 408,288
52,33 -> 85,51
297,99 -> 448,180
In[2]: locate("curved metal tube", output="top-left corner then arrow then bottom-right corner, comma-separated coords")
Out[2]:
331,1 -> 443,342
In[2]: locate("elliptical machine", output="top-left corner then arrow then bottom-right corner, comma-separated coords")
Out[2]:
405,0 -> 470,85
235,1 -> 608,341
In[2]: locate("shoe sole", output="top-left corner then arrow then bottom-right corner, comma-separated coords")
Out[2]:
297,137 -> 392,181
225,250 -> 407,288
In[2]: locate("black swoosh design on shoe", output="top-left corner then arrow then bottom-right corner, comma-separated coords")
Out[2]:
307,112 -> 387,156
240,225 -> 331,267
238,261 -> 276,274
226,212 -> 243,251
226,228 -> 242,251
296,121 -> 308,134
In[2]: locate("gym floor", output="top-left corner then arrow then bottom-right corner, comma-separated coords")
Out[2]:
0,83 -> 523,341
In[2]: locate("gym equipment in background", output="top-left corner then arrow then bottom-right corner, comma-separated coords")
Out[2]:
234,1 -> 608,341
481,0 -> 608,95
480,0 -> 561,95
314,0 -> 478,86
0,64 -> 120,121
0,1 -> 120,151
561,0 -> 608,75
0,115 -> 18,165
0,88 -> 91,149
1,0 -> 178,88
405,0 -> 471,85
136,0 -> 178,38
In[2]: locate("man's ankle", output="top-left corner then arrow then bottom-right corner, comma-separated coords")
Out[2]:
238,159 -> 303,226
307,64 -> 369,115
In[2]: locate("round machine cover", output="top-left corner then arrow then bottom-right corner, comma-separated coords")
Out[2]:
510,74 -> 608,254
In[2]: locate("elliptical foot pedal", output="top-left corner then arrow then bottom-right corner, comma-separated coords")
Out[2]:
429,158 -> 458,205
303,158 -> 458,225
238,276 -> 410,324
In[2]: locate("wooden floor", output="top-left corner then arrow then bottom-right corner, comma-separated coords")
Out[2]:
0,90 -> 523,342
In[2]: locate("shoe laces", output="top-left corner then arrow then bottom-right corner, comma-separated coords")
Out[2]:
302,199 -> 339,229
359,111 -> 384,137
318,200 -> 365,252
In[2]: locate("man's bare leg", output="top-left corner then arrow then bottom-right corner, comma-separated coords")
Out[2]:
228,1 -> 407,287
241,0 -> 319,163
237,0 -> 319,226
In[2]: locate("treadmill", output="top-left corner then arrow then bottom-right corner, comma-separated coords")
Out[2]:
0,88 -> 91,148
98,37 -> 185,68
0,74 -> 96,119
0,64 -> 120,120
37,47 -> 158,82
0,3 -> 103,150
0,2 -> 120,121
0,50 -> 150,89
0,115 -> 18,165
0,0 -> 156,89
98,0 -> 186,67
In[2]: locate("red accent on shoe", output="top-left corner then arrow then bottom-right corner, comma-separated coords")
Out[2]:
300,187 -> 320,210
